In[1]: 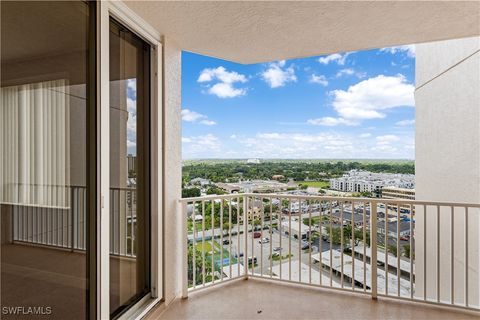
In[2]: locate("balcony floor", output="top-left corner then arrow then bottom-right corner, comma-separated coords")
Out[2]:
148,279 -> 478,320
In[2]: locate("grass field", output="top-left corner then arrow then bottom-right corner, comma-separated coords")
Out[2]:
298,181 -> 330,188
196,241 -> 220,254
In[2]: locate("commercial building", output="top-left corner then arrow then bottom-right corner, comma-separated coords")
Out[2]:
382,187 -> 416,200
189,177 -> 211,187
216,180 -> 289,194
281,219 -> 311,240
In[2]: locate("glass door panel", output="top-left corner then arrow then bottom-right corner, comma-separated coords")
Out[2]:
109,19 -> 151,317
1,1 -> 95,319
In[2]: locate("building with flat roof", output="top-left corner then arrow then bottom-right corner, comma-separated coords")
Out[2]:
329,170 -> 415,196
382,186 -> 415,200
216,180 -> 289,194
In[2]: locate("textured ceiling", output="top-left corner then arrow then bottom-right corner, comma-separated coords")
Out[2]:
125,0 -> 480,64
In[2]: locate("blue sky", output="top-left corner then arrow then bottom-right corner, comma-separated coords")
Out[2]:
181,45 -> 415,159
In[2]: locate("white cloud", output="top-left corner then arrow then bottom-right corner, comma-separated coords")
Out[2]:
197,66 -> 247,98
309,74 -> 328,86
380,45 -> 415,58
200,119 -> 216,126
182,134 -> 221,157
126,97 -> 137,152
335,68 -> 366,79
181,109 -> 216,125
126,78 -> 136,92
376,134 -> 400,145
396,119 -> 415,126
307,117 -> 356,126
318,52 -> 351,65
336,68 -> 354,77
371,144 -> 398,153
208,83 -> 246,98
233,131 -> 412,159
127,96 -> 136,114
198,66 -> 247,84
329,74 -> 414,121
183,131 -> 414,159
261,60 -> 297,88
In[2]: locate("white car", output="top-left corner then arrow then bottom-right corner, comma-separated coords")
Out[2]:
259,237 -> 270,244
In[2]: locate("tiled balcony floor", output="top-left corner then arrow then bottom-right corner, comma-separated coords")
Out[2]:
147,279 -> 479,320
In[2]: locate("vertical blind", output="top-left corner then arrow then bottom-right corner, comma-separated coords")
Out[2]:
0,79 -> 70,208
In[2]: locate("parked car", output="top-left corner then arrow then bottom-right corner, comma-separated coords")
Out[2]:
247,256 -> 257,265
253,232 -> 262,238
273,246 -> 282,252
301,241 -> 310,250
259,237 -> 269,244
222,239 -> 230,245
234,252 -> 244,258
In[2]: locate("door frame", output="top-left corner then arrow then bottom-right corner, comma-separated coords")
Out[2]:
97,2 -> 163,319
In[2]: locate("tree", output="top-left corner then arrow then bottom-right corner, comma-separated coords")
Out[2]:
325,225 -> 370,246
206,186 -> 226,195
360,191 -> 373,198
387,244 -> 398,257
182,187 -> 201,198
222,222 -> 230,235
403,244 -> 411,259
325,227 -> 342,245
187,244 -> 213,286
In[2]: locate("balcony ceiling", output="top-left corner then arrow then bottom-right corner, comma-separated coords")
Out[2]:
125,0 -> 480,64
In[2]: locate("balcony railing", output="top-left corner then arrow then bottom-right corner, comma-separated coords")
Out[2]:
10,186 -> 137,257
180,193 -> 480,312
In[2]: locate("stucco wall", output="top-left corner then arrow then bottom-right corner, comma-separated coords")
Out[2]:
162,37 -> 182,305
415,36 -> 480,306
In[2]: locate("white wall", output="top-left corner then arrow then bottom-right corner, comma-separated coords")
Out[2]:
162,37 -> 183,304
415,36 -> 480,307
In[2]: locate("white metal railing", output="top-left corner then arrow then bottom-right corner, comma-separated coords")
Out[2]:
180,193 -> 480,312
11,186 -> 137,257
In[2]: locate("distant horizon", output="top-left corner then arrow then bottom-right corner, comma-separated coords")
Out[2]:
182,158 -> 414,162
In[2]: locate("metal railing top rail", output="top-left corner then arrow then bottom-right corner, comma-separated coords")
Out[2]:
2,184 -> 136,191
179,192 -> 480,208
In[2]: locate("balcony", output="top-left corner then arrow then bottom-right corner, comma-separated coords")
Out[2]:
146,193 -> 480,318
2,1 -> 480,318
147,279 -> 478,320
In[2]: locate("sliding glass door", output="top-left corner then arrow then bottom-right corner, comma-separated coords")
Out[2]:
1,3 -> 154,318
1,1 -> 96,319
109,19 -> 151,318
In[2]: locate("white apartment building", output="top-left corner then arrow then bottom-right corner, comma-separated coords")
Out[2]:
329,170 -> 415,194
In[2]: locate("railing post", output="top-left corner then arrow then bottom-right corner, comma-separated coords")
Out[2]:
70,187 -> 75,252
370,201 -> 378,300
181,201 -> 189,298
243,194 -> 249,279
